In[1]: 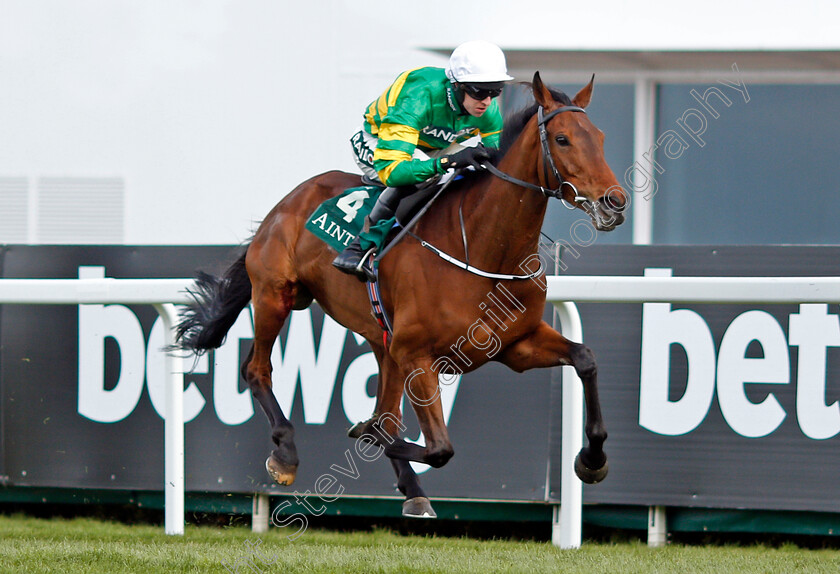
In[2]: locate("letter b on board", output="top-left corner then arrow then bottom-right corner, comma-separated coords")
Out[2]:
638,269 -> 716,435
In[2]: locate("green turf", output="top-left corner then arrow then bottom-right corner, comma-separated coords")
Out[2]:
2,514 -> 840,573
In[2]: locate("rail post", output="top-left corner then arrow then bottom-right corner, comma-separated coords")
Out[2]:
153,302 -> 185,536
551,301 -> 584,549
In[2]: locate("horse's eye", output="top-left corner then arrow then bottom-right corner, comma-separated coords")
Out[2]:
554,135 -> 570,147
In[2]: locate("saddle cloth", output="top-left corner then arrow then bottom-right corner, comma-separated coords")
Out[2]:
305,181 -> 446,253
305,186 -> 382,252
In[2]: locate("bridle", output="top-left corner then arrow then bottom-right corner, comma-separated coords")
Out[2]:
481,105 -> 589,210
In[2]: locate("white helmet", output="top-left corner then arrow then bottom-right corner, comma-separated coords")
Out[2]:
446,40 -> 514,84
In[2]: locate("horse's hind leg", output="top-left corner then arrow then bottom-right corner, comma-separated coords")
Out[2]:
499,321 -> 608,484
566,343 -> 608,484
242,280 -> 300,486
347,353 -> 435,517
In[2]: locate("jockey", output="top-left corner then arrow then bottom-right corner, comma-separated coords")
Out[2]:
333,40 -> 514,278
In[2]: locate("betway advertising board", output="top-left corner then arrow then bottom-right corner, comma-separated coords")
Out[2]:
1,245 -> 839,513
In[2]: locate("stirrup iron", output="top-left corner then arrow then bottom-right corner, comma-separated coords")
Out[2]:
355,247 -> 377,282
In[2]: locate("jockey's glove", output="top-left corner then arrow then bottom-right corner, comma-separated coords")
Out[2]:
439,145 -> 491,171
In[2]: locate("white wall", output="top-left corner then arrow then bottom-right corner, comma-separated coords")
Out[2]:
2,0 -> 839,244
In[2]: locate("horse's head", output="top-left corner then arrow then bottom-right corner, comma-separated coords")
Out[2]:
531,72 -> 626,231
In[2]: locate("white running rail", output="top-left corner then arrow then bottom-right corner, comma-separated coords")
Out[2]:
0,275 -> 193,535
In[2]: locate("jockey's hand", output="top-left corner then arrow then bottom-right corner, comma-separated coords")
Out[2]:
440,145 -> 491,170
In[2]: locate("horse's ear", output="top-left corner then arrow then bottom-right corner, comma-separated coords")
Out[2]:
573,74 -> 595,108
532,71 -> 554,108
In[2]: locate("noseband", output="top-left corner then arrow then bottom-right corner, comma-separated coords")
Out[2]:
482,105 -> 588,210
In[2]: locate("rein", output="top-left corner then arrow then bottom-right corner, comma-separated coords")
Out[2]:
482,105 -> 588,211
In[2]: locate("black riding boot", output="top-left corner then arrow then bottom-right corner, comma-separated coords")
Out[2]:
331,237 -> 367,277
332,186 -> 408,279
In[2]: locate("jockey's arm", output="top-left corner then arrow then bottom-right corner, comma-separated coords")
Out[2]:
371,122 -> 440,187
372,124 -> 501,188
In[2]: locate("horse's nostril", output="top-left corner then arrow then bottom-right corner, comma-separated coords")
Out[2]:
602,187 -> 627,211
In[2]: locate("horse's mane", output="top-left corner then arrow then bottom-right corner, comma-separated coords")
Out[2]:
498,83 -> 573,156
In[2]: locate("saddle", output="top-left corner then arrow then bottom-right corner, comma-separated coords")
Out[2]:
361,175 -> 443,229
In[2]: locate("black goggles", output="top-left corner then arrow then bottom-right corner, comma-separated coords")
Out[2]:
461,83 -> 504,100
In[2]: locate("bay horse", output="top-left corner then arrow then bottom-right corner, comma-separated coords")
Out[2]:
176,72 -> 625,517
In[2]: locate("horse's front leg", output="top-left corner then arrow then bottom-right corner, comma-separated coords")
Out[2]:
384,360 -> 451,517
499,320 -> 608,484
349,413 -> 436,517
385,360 -> 455,469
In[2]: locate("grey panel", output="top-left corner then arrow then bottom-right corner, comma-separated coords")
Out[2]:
37,178 -> 124,244
654,84 -> 840,244
0,178 -> 28,243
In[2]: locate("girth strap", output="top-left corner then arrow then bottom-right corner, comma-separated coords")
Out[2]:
362,258 -> 393,348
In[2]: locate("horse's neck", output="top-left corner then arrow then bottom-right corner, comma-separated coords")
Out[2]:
461,129 -> 547,270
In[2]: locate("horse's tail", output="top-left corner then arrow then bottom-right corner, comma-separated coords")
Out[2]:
175,247 -> 252,354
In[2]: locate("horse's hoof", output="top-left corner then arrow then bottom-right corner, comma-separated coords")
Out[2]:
347,419 -> 367,439
266,456 -> 297,486
574,453 -> 608,484
402,497 -> 437,519
348,416 -> 381,443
